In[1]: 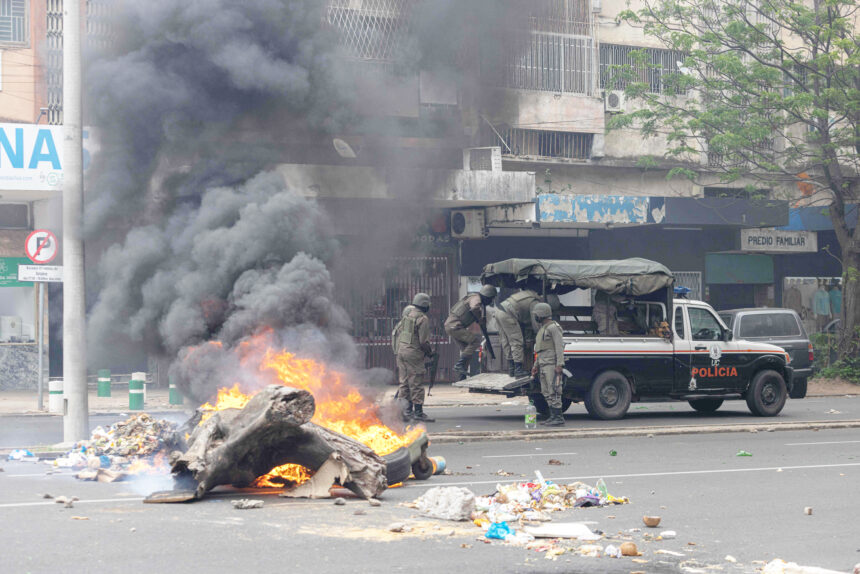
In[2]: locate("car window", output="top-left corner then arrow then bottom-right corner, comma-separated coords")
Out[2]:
673,307 -> 686,339
739,313 -> 801,338
719,314 -> 733,328
688,307 -> 723,341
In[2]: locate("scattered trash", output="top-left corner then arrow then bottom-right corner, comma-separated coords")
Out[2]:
547,459 -> 563,465
687,541 -> 697,546
71,516 -> 89,521
725,555 -> 737,563
544,547 -> 565,560
333,497 -> 346,506
578,544 -> 603,557
495,469 -> 514,476
736,450 -> 753,457
655,549 -> 685,557
763,559 -> 849,574
660,530 -> 677,539
621,542 -> 639,556
8,449 -> 36,461
604,544 -> 622,558
416,486 -> 476,521
42,493 -> 53,499
643,515 -> 661,527
65,500 -> 74,508
485,521 -> 515,540
353,510 -> 366,516
54,496 -> 68,504
825,409 -> 841,414
609,450 -> 617,456
388,522 -> 411,533
368,498 -> 382,507
231,499 -> 263,509
804,506 -> 813,515
524,522 -> 601,541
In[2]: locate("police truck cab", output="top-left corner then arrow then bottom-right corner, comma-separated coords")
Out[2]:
454,258 -> 797,420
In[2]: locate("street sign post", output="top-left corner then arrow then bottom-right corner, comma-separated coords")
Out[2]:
22,230 -> 61,411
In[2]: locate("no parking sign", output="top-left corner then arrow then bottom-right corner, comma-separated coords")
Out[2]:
25,230 -> 59,264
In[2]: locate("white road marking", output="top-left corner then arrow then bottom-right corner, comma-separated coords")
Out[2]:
482,452 -> 578,458
0,497 -> 145,509
6,473 -> 75,478
785,440 -> 860,446
401,462 -> 860,489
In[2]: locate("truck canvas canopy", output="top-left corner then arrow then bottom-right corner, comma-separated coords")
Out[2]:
481,258 -> 674,296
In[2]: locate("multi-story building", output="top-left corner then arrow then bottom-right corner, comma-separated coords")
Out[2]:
1,0 -> 844,386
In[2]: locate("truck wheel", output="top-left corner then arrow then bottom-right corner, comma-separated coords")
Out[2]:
411,456 -> 434,481
383,447 -> 412,485
790,377 -> 807,399
688,398 -> 723,413
746,370 -> 787,416
584,371 -> 631,420
561,398 -> 573,413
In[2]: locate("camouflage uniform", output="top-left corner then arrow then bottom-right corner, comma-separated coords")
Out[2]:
535,319 -> 565,410
444,293 -> 484,358
395,305 -> 432,406
498,289 -> 541,364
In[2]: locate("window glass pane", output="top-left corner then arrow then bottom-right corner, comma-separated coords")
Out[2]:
719,314 -> 733,328
674,307 -> 685,339
739,313 -> 800,338
689,307 -> 722,340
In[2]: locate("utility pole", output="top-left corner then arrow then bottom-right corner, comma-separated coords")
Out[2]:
63,0 -> 88,442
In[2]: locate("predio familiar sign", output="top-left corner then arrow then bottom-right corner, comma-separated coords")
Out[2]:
740,228 -> 817,253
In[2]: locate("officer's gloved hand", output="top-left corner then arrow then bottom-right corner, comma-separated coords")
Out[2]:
555,366 -> 563,375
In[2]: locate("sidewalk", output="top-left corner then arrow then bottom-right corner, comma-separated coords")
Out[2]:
0,383 -> 513,415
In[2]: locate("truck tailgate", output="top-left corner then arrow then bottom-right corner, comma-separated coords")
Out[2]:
452,373 -> 533,393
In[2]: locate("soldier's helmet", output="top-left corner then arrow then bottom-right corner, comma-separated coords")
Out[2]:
479,284 -> 498,300
412,292 -> 431,310
533,302 -> 553,321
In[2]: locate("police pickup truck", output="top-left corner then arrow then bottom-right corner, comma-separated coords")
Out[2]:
453,258 -> 797,420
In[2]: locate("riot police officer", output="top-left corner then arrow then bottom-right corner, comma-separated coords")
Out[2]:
394,293 -> 435,422
444,284 -> 497,380
531,302 -> 565,426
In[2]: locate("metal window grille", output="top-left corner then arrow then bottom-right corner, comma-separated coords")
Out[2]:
599,44 -> 684,94
333,256 -> 457,377
480,125 -> 592,160
707,138 -> 773,168
674,271 -> 702,301
326,0 -> 412,63
469,148 -> 494,171
0,0 -> 26,44
483,0 -> 597,96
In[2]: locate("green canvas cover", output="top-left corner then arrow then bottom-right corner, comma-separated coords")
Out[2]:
481,258 -> 674,296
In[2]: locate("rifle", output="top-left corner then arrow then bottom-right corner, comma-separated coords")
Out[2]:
479,320 -> 496,360
425,345 -> 440,396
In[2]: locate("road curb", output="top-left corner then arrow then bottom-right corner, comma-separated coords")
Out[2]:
427,419 -> 860,443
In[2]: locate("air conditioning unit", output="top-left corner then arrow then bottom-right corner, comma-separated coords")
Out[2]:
450,209 -> 486,240
463,147 -> 502,172
604,90 -> 625,113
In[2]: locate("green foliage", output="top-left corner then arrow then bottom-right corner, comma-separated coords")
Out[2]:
818,356 -> 860,384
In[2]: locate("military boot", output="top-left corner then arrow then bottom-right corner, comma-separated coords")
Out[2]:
507,359 -> 516,378
544,407 -> 565,426
512,362 -> 530,379
453,356 -> 469,380
401,402 -> 414,422
412,403 -> 435,423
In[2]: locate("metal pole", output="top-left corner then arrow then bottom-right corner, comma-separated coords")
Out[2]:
62,0 -> 88,442
37,282 -> 44,411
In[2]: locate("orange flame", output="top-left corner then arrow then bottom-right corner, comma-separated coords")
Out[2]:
199,347 -> 423,488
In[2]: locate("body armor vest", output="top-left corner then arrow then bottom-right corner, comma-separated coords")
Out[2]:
535,321 -> 561,353
502,290 -> 539,323
450,295 -> 477,327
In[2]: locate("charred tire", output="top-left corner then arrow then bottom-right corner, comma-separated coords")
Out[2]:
529,394 -> 572,416
746,369 -> 787,416
411,457 -> 434,481
383,447 -> 412,485
790,377 -> 808,399
688,398 -> 724,413
584,371 -> 631,420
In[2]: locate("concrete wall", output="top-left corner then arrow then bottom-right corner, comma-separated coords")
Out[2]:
275,164 -> 535,205
527,164 -> 698,197
481,88 -> 605,134
0,344 -> 38,390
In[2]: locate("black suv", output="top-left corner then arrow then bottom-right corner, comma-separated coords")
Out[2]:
718,308 -> 812,398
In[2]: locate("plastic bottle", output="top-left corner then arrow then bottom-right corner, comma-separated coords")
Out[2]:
525,403 -> 537,429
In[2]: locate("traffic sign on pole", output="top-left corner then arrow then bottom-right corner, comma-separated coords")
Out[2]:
25,230 -> 59,264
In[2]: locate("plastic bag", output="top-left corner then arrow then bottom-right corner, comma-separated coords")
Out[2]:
485,521 -> 515,540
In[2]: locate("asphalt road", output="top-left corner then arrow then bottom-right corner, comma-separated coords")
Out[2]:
2,395 -> 859,449
2,427 -> 859,573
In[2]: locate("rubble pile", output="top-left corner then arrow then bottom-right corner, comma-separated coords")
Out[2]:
52,414 -> 180,480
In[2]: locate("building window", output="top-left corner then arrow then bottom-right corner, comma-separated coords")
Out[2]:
480,125 -> 593,160
481,0 -> 597,96
0,0 -> 26,45
703,187 -> 769,200
599,44 -> 684,94
326,0 -> 412,63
